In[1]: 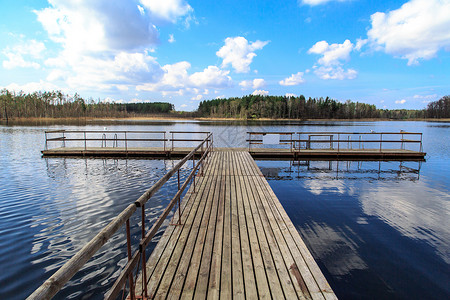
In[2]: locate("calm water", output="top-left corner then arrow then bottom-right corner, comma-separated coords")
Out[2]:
0,121 -> 449,299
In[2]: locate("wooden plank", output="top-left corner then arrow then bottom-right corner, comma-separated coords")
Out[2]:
144,167 -> 212,298
246,154 -> 337,300
136,150 -> 337,300
233,152 -> 261,299
150,160 -> 216,298
178,173 -> 220,299
192,154 -> 223,299
243,154 -> 299,299
239,152 -> 272,299
220,151 -> 232,299
206,172 -> 225,298
241,158 -> 285,299
230,152 -> 245,299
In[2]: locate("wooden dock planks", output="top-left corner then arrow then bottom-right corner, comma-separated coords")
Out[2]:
136,151 -> 337,299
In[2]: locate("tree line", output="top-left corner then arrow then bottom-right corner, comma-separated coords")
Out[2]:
1,89 -> 448,121
198,94 -> 449,120
0,89 -> 173,121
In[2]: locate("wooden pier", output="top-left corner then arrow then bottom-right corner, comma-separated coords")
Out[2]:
133,150 -> 336,299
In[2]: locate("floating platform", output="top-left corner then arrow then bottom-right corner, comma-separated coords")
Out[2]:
42,146 -> 426,160
135,150 -> 336,299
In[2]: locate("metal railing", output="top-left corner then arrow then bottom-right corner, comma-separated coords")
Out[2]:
247,131 -> 423,153
247,132 -> 294,151
29,134 -> 214,300
44,130 -> 213,153
296,131 -> 423,152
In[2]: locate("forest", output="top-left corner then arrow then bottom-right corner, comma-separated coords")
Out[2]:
0,89 -> 173,120
198,94 -> 450,120
1,89 -> 448,121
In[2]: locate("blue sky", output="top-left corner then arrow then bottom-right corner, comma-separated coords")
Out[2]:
0,0 -> 449,111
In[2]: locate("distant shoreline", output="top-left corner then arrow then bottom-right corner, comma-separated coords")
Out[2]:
1,116 -> 449,125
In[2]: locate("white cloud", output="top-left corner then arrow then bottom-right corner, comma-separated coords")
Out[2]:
279,72 -> 305,86
286,93 -> 297,97
313,66 -> 357,80
216,36 -> 269,73
168,34 -> 175,43
252,89 -> 269,96
308,39 -> 353,66
191,94 -> 203,101
2,39 -> 46,69
239,78 -> 265,89
180,104 -> 188,108
413,94 -> 438,99
32,0 -> 192,92
308,39 -> 357,80
395,99 -> 407,104
190,66 -> 233,88
136,62 -> 232,94
300,0 -> 351,6
3,80 -> 60,94
367,0 -> 450,65
139,0 -> 193,24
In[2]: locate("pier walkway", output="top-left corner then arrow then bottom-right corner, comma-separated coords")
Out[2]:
134,150 -> 336,299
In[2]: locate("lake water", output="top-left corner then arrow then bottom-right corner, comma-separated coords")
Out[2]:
0,120 -> 449,299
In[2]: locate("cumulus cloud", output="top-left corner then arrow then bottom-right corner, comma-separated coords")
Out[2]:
308,39 -> 353,66
33,0 -> 193,91
168,34 -> 175,43
252,89 -> 269,96
239,78 -> 265,89
140,0 -> 193,24
2,39 -> 45,69
313,66 -> 357,80
395,99 -> 407,104
308,39 -> 357,80
367,0 -> 450,65
285,93 -> 297,97
216,36 -> 269,73
136,62 -> 232,94
279,72 -> 305,86
3,80 -> 60,94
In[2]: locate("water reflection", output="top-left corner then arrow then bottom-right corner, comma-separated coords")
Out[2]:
259,160 -> 422,181
26,158 -> 191,299
259,158 -> 450,299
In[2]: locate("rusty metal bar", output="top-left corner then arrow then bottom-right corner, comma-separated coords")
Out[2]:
140,205 -> 148,298
126,220 -> 135,300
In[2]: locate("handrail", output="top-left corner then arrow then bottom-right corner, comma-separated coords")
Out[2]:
247,131 -> 424,153
44,130 -> 212,152
29,133 -> 213,300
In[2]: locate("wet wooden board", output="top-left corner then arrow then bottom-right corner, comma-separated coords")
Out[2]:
134,151 -> 337,299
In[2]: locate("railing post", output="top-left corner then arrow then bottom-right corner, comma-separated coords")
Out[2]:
163,132 -> 166,152
192,158 -> 196,192
141,205 -> 148,298
62,131 -> 66,148
420,133 -> 423,153
248,133 -> 251,151
45,131 -> 48,150
125,132 -> 128,153
337,134 -> 340,152
171,132 -> 174,151
126,220 -> 135,300
380,133 -> 383,152
84,131 -> 87,151
177,169 -> 181,224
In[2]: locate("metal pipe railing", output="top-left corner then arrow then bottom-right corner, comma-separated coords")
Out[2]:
29,133 -> 213,300
247,131 -> 424,153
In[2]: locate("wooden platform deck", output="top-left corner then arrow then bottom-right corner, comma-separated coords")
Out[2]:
135,151 -> 336,299
42,146 -> 425,160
